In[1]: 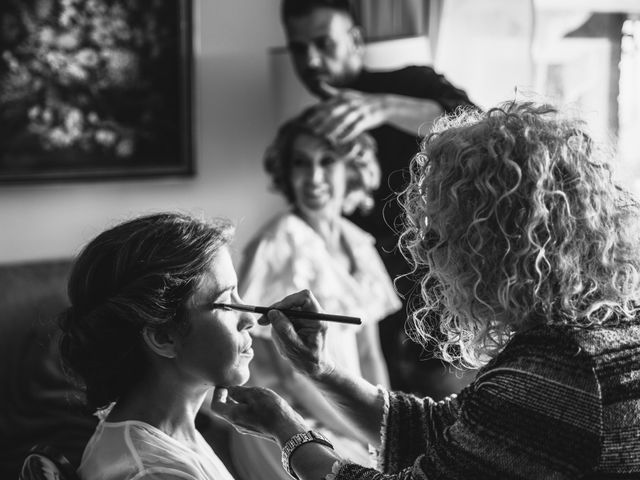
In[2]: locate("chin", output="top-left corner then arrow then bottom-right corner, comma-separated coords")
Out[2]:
305,80 -> 332,98
227,368 -> 251,387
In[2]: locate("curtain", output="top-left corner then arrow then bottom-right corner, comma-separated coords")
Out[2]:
353,0 -> 428,40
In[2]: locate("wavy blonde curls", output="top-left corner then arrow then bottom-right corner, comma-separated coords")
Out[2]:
399,102 -> 640,368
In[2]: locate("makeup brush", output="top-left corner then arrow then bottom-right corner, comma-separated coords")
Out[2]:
212,303 -> 361,325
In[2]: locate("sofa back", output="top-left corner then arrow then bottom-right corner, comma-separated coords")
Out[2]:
0,260 -> 97,478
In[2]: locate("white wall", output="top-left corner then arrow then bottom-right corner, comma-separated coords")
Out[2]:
434,0 -> 536,110
1,1 -> 634,264
0,0 -> 288,264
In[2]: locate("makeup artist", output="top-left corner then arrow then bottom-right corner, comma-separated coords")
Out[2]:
212,102 -> 640,479
225,106 -> 401,480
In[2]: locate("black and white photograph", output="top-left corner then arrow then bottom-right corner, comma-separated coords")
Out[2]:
1,2 -> 640,480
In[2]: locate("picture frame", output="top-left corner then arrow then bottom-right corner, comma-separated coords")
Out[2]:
0,0 -> 194,183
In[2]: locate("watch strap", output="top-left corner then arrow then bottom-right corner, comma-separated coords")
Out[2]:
281,430 -> 334,479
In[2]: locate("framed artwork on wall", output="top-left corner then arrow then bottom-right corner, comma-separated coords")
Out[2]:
0,0 -> 193,183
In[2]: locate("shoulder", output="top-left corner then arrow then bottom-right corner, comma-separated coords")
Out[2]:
570,319 -> 640,357
352,66 -> 437,91
246,212 -> 317,248
360,65 -> 438,80
501,320 -> 640,369
121,423 -> 208,479
354,66 -> 474,110
244,212 -> 295,246
465,324 -> 605,433
340,217 -> 376,246
565,320 -> 640,406
472,323 -> 604,408
493,318 -> 640,388
80,422 -> 200,480
492,324 -> 598,381
459,321 -> 640,473
240,213 -> 307,266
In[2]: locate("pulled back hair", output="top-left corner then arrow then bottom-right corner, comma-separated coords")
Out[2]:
281,0 -> 357,24
264,106 -> 380,215
59,212 -> 234,411
400,101 -> 640,368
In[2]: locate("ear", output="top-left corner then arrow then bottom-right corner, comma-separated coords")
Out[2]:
350,25 -> 365,50
142,326 -> 178,359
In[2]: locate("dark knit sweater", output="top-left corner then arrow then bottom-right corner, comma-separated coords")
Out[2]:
334,322 -> 640,479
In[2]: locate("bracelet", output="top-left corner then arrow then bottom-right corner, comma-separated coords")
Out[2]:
281,430 -> 334,480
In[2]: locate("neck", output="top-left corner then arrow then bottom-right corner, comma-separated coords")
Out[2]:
107,367 -> 209,444
295,210 -> 354,273
296,209 -> 341,248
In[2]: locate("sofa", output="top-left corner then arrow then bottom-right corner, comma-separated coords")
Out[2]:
0,259 -> 96,478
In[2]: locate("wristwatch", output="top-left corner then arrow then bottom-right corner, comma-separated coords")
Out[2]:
281,430 -> 334,479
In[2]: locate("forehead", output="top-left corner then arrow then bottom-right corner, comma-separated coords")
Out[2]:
190,247 -> 236,303
285,8 -> 354,42
291,132 -> 331,154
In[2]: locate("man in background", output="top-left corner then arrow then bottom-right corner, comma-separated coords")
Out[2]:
281,0 -> 478,397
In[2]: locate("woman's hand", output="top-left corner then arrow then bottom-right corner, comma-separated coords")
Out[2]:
210,386 -> 309,447
260,290 -> 335,379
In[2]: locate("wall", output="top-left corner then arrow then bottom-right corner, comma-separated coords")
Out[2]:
1,1 -> 636,264
434,0 -> 535,110
0,0 -> 287,264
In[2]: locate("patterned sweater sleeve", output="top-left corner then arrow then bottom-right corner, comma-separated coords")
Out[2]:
331,326 -> 603,480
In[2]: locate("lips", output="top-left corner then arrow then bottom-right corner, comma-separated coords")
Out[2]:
304,69 -> 329,81
303,188 -> 328,205
240,340 -> 253,356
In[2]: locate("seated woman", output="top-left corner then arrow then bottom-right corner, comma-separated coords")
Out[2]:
213,102 -> 640,479
228,107 -> 401,479
59,212 -> 256,480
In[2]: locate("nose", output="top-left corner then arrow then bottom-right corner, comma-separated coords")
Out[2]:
308,163 -> 324,185
302,44 -> 322,69
239,310 -> 257,331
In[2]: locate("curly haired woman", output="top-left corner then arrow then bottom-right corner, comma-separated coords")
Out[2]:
212,102 -> 640,479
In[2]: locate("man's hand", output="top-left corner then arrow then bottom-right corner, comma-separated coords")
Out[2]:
306,89 -> 389,144
307,85 -> 444,142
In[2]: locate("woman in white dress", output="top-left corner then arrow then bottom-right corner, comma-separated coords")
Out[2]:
229,107 -> 401,480
59,212 -> 256,480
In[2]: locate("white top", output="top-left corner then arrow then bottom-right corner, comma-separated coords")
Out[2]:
229,212 -> 401,479
78,420 -> 235,480
240,212 -> 401,376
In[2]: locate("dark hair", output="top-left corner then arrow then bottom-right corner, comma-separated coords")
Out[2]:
400,101 -> 640,368
264,106 -> 380,215
59,212 -> 234,410
281,0 -> 357,24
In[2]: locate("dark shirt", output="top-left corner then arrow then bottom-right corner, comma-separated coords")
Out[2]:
346,67 -> 477,281
335,320 -> 640,479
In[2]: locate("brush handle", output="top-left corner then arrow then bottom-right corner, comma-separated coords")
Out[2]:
259,306 -> 361,325
217,303 -> 361,325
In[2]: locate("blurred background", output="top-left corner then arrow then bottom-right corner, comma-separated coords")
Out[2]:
0,0 -> 638,266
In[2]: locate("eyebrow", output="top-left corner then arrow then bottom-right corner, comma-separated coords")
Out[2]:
208,284 -> 235,304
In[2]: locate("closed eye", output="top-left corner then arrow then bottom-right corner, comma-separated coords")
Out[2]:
320,154 -> 339,167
